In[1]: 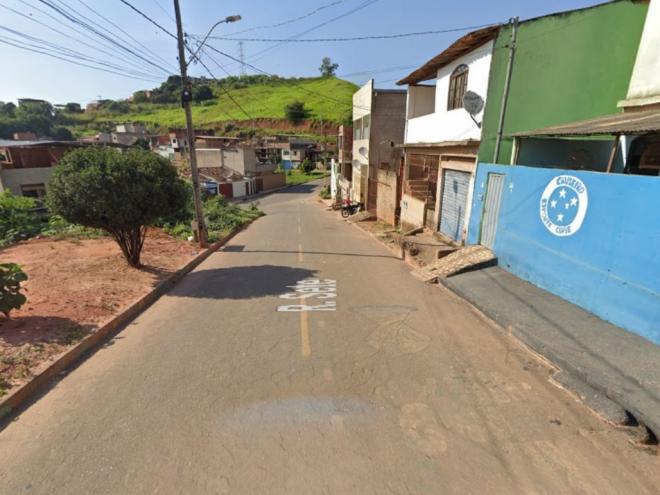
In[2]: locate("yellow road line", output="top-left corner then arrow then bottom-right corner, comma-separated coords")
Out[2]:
300,305 -> 311,357
296,241 -> 310,356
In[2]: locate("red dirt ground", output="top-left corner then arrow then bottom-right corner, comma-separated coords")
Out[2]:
0,229 -> 199,397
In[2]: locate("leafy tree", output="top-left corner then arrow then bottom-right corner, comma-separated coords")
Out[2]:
0,263 -> 28,318
284,100 -> 310,124
132,90 -> 150,103
133,137 -> 151,150
193,85 -> 214,102
319,57 -> 338,77
52,126 -> 74,140
0,102 -> 16,118
16,99 -> 54,119
46,147 -> 189,267
65,102 -> 82,113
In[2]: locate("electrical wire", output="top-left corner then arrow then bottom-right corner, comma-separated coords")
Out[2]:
117,0 -> 176,40
0,36 -> 161,82
35,0 -> 171,75
244,0 -> 381,65
1,2 -> 166,79
16,0 -> 167,77
150,0 -> 176,24
210,23 -> 500,43
73,0 -> 177,72
224,0 -> 345,36
0,24 -> 164,79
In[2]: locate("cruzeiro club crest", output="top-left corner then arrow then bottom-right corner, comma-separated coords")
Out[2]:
540,175 -> 588,237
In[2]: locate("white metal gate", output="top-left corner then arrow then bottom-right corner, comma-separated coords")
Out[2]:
480,173 -> 505,249
439,169 -> 471,242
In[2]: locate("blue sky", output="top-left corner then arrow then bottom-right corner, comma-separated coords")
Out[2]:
0,0 -> 598,105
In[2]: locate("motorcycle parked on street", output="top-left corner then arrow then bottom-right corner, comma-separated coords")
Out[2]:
341,198 -> 363,218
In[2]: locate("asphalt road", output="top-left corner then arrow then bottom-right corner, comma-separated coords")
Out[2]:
1,183 -> 659,494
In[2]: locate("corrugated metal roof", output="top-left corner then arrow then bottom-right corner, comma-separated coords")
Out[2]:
397,26 -> 500,86
0,139 -> 60,147
509,110 -> 660,137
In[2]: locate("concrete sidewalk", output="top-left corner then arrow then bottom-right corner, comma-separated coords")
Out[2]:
441,266 -> 660,440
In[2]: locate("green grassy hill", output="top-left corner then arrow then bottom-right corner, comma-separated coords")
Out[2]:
70,77 -> 357,136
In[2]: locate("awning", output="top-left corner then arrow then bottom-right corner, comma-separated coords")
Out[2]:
509,110 -> 660,138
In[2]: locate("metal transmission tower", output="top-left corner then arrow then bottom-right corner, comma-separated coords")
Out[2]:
238,41 -> 246,76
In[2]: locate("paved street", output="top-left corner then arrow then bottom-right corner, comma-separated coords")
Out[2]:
1,183 -> 659,495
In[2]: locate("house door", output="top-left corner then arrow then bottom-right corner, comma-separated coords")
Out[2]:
480,173 -> 505,249
439,169 -> 471,242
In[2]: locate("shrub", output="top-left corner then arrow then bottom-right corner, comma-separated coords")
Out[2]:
0,263 -> 28,318
284,101 -> 310,124
0,191 -> 42,247
46,147 -> 188,267
319,185 -> 331,199
300,159 -> 314,174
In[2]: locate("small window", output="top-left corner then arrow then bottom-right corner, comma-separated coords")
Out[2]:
362,115 -> 370,139
353,120 -> 362,140
447,64 -> 469,111
0,148 -> 10,163
21,183 -> 47,199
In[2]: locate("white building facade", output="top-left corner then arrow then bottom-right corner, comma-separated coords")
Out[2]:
397,27 -> 497,242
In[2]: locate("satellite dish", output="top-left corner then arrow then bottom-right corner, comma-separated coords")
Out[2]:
463,91 -> 484,116
358,146 -> 368,156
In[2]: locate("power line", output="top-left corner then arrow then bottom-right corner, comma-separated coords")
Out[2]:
150,0 -> 176,23
117,0 -> 176,40
244,0 -> 381,65
224,0 -> 345,36
0,24 -> 164,80
48,0 -> 172,73
1,2 -> 165,79
35,0 -> 171,75
73,0 -> 177,72
16,0 -> 167,77
0,36 -> 161,82
211,24 -> 500,43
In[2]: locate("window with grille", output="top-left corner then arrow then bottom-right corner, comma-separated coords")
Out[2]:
447,64 -> 469,111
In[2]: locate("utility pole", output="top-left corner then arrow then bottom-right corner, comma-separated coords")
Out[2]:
173,0 -> 208,247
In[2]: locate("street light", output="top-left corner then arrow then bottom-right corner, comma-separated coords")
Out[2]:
188,15 -> 242,66
173,2 -> 241,248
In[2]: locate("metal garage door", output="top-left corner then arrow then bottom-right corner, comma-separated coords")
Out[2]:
439,169 -> 471,242
480,173 -> 505,249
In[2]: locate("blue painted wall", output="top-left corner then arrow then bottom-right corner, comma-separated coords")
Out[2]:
468,164 -> 660,344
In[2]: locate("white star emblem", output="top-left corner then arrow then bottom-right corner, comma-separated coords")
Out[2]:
570,197 -> 578,206
557,213 -> 564,222
559,188 -> 567,198
565,203 -> 570,210
550,200 -> 557,208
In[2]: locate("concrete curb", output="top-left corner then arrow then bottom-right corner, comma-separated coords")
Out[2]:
439,275 -> 660,440
0,224 -> 250,422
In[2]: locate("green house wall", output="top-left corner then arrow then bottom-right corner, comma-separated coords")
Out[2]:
478,0 -> 649,164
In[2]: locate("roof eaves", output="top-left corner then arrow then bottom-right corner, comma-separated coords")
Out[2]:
397,25 -> 500,86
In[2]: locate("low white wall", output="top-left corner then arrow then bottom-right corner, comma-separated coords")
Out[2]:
399,193 -> 426,230
232,180 -> 247,198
